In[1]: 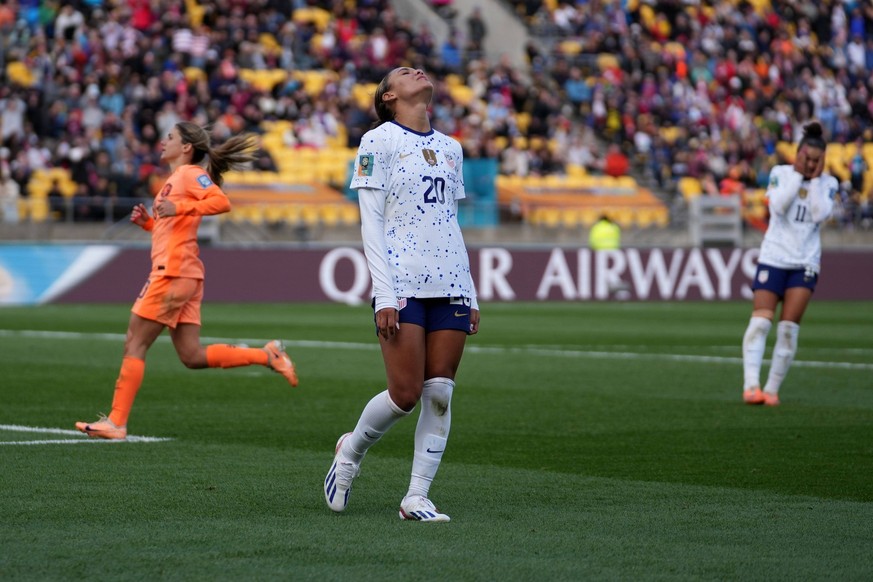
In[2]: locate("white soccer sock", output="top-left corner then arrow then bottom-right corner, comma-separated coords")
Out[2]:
742,316 -> 772,390
344,390 -> 409,464
407,377 -> 454,499
764,321 -> 799,395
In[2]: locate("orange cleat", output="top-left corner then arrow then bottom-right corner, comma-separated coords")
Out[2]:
75,415 -> 127,440
263,340 -> 298,387
743,387 -> 765,405
762,392 -> 780,406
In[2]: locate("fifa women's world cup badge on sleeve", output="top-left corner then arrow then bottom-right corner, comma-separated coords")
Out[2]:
357,154 -> 374,177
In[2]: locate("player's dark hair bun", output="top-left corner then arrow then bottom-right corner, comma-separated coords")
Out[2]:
800,121 -> 826,149
803,121 -> 824,139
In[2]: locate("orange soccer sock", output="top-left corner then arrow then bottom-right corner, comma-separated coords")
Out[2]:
205,344 -> 269,369
108,356 -> 146,427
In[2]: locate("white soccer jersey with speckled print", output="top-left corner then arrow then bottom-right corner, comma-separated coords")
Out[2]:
351,120 -> 476,311
759,165 -> 837,273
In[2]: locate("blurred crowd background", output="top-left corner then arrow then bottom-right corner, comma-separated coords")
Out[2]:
0,0 -> 871,231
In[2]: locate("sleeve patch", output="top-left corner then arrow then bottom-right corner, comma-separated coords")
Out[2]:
197,174 -> 214,188
357,155 -> 374,177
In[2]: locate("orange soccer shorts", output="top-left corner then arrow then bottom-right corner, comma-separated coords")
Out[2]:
132,274 -> 203,328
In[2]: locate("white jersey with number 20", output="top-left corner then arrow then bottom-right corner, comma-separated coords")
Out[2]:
351,121 -> 477,312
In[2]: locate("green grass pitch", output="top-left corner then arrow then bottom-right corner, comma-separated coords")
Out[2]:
1,301 -> 871,581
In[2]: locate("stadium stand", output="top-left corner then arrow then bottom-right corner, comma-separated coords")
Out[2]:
0,0 -> 872,240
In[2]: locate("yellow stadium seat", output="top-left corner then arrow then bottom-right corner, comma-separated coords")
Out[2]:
232,206 -> 265,224
292,6 -> 332,31
493,136 -> 509,151
612,208 -> 635,228
184,0 -> 205,26
597,53 -> 620,71
448,85 -> 475,106
558,40 -> 582,56
543,174 -> 565,188
616,176 -> 638,190
515,112 -> 532,134
28,199 -> 51,222
531,207 -> 561,228
560,208 -> 581,228
635,208 -> 665,228
340,204 -> 360,226
776,141 -> 796,162
183,67 -> 207,84
263,205 -> 286,224
6,62 -> 35,87
353,83 -> 378,110
445,74 -> 463,87
579,208 -> 600,227
301,205 -> 321,226
523,175 -> 547,189
678,177 -> 702,201
320,205 -> 343,227
259,33 -> 280,55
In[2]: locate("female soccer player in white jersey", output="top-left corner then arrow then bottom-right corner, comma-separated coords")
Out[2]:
323,67 -> 479,522
742,121 -> 837,406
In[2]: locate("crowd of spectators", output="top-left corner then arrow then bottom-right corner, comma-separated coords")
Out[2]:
510,0 -> 873,227
0,0 -> 871,228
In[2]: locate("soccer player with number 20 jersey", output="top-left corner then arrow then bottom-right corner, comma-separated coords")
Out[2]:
324,67 -> 479,522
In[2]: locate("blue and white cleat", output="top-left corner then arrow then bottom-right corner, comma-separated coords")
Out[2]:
399,495 -> 450,522
324,433 -> 360,512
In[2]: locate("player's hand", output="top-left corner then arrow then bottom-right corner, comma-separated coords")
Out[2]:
469,308 -> 480,335
155,199 -> 177,217
793,148 -> 807,176
130,203 -> 151,226
376,307 -> 400,340
812,148 -> 825,178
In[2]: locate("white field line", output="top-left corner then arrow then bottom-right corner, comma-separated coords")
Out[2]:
0,329 -> 871,371
0,424 -> 173,446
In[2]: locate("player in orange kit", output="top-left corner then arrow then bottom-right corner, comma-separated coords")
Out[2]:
75,122 -> 298,440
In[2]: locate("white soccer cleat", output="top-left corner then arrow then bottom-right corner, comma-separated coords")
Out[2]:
398,495 -> 450,522
324,433 -> 360,512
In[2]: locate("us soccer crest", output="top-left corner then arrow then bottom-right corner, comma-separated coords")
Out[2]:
798,187 -> 808,199
422,149 -> 438,166
757,269 -> 769,284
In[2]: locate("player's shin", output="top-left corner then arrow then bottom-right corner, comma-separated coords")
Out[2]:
345,390 -> 408,463
742,316 -> 772,390
109,356 -> 146,427
407,377 -> 453,498
764,321 -> 799,395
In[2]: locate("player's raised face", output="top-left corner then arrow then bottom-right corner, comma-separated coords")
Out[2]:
384,67 -> 433,103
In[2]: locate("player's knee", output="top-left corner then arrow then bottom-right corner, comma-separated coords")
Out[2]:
776,321 -> 800,352
423,377 -> 454,416
752,308 -> 775,321
390,383 -> 423,412
178,349 -> 207,369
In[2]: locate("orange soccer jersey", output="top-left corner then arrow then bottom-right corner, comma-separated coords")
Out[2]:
141,164 -> 231,278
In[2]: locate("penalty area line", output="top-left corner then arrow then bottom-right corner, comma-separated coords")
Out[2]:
0,424 -> 173,446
